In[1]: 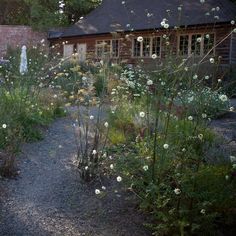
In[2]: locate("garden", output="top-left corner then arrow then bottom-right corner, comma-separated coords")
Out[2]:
0,1 -> 236,234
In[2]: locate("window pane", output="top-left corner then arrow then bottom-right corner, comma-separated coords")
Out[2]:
179,35 -> 189,55
143,37 -> 151,57
133,39 -> 141,57
204,34 -> 215,54
112,40 -> 119,58
152,37 -> 161,56
104,40 -> 111,54
191,34 -> 201,55
96,41 -> 103,57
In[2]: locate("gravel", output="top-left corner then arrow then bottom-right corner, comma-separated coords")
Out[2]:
0,114 -> 151,236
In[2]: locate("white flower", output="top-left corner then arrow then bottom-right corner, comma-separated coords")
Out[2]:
188,116 -> 193,121
163,144 -> 169,149
95,189 -> 101,195
151,54 -> 157,59
2,124 -> 7,129
193,74 -> 198,80
230,156 -> 236,163
90,115 -> 94,120
110,164 -> 114,169
216,6 -> 220,11
205,34 -> 210,39
209,58 -> 215,63
182,148 -> 186,152
205,75 -> 210,80
143,165 -> 149,171
202,113 -> 207,118
178,6 -> 182,11
219,94 -> 228,102
102,186 -> 106,190
139,112 -> 145,118
117,176 -> 122,182
200,0 -> 205,3
234,28 -> 236,33
92,150 -> 97,155
231,20 -> 235,25
137,36 -> 143,42
197,37 -> 202,43
147,79 -> 153,85
174,188 -> 181,195
200,209 -> 206,214
225,175 -> 229,180
104,122 -> 109,128
230,107 -> 234,112
164,23 -> 169,29
198,134 -> 203,140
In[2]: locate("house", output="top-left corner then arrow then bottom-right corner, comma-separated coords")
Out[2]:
48,0 -> 236,68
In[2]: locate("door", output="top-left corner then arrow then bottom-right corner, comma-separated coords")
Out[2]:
77,43 -> 87,62
63,44 -> 74,58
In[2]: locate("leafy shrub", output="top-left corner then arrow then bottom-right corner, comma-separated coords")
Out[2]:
175,87 -> 230,118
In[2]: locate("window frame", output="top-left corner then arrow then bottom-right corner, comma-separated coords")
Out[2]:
131,36 -> 162,58
177,32 -> 216,57
95,39 -> 120,59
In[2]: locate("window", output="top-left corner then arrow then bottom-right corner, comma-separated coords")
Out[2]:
178,33 -> 215,56
133,38 -> 141,57
132,36 -> 161,57
152,37 -> 161,57
96,39 -> 119,58
179,35 -> 189,56
191,34 -> 201,55
143,37 -> 151,57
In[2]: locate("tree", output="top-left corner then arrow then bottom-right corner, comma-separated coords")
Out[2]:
0,0 -> 101,30
0,0 -> 30,25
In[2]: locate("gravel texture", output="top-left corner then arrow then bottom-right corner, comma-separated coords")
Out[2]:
0,114 -> 151,236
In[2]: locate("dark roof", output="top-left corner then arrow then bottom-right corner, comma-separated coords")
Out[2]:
49,0 -> 236,39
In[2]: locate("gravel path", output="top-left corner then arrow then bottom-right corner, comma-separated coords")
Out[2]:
0,115 -> 150,236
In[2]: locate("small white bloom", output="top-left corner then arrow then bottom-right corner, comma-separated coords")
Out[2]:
234,28 -> 236,33
104,122 -> 109,128
231,20 -> 235,25
92,150 -> 97,155
202,113 -> 207,118
205,75 -> 210,80
139,112 -> 145,118
2,124 -> 7,129
200,0 -> 205,3
188,116 -> 193,121
95,189 -> 101,195
197,37 -> 202,43
147,79 -> 153,85
151,54 -> 157,59
182,148 -> 186,152
90,115 -> 94,120
230,156 -> 236,163
143,165 -> 149,171
193,74 -> 198,80
229,107 -> 234,112
174,188 -> 181,195
164,23 -> 169,29
110,164 -> 114,169
198,134 -> 203,140
137,36 -> 143,42
102,186 -> 106,190
117,176 -> 122,182
209,58 -> 215,63
200,209 -> 206,214
163,144 -> 169,149
219,94 -> 228,102
225,175 -> 229,180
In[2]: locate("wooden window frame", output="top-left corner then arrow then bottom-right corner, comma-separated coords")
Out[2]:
95,39 -> 120,58
177,32 -> 216,57
131,36 -> 162,58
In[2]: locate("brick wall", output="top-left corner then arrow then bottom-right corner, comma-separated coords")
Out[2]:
0,25 -> 47,58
